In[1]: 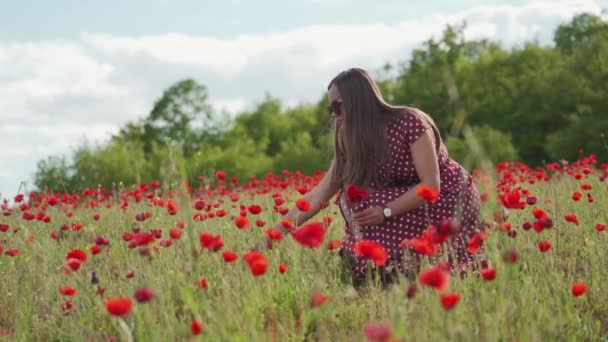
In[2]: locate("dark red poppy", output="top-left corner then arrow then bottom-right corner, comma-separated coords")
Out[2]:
134,287 -> 154,303
537,240 -> 552,252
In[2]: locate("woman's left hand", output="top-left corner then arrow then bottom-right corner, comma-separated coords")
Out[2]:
351,206 -> 384,227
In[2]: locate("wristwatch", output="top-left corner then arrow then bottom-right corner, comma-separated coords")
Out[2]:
382,206 -> 392,220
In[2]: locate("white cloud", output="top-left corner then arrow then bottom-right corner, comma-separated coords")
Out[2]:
0,0 -> 604,196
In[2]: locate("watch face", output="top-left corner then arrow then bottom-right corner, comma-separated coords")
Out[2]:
383,207 -> 391,218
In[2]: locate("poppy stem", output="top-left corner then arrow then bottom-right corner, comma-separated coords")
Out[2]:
116,318 -> 133,342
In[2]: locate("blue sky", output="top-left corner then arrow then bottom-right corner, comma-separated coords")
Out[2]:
0,0 -> 605,198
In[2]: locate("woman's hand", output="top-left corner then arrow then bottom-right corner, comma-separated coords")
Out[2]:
351,206 -> 384,227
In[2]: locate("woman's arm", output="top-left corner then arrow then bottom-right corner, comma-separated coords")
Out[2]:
351,130 -> 440,226
386,129 -> 441,216
275,159 -> 340,230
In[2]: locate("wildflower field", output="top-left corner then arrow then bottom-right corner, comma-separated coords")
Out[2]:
1,155 -> 607,341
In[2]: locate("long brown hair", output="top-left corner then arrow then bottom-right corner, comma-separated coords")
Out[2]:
328,67 -> 445,189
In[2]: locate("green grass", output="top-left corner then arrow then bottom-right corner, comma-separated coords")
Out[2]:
0,173 -> 607,341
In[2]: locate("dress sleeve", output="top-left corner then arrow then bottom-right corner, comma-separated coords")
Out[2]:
401,111 -> 432,148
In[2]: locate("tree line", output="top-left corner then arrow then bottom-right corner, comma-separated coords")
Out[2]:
33,13 -> 608,193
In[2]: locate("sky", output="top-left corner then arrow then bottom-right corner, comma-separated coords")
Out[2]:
0,0 -> 606,198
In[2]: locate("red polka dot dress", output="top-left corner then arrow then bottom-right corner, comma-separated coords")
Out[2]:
337,111 -> 485,280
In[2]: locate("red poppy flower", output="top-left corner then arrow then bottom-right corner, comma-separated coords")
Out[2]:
95,235 -> 110,246
480,267 -> 496,281
466,231 -> 488,254
248,204 -> 262,215
290,222 -> 326,249
440,293 -> 460,310
537,240 -> 552,252
90,245 -> 102,255
66,258 -> 81,271
134,288 -> 154,303
194,200 -> 206,211
66,248 -> 87,262
564,213 -> 579,226
407,235 -> 441,256
596,223 -> 606,232
59,286 -> 77,296
105,297 -> 132,316
346,185 -> 368,204
416,185 -> 440,203
235,216 -> 250,229
265,228 -> 283,241
309,291 -> 329,308
354,240 -> 388,266
215,171 -> 226,180
242,251 -> 268,276
197,277 -> 208,289
418,264 -> 450,292
296,198 -> 311,212
406,284 -> 417,299
571,282 -> 587,297
191,319 -> 203,335
199,233 -> 224,252
281,219 -> 294,230
532,208 -> 548,219
572,191 -> 582,201
278,263 -> 287,274
169,228 -> 182,239
222,250 -> 238,262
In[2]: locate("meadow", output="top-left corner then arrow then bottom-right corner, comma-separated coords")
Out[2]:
1,155 -> 607,341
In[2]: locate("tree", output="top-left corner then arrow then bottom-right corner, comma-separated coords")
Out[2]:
113,79 -> 215,158
33,156 -> 73,193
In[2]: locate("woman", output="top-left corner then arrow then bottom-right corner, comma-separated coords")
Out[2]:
258,67 -> 487,286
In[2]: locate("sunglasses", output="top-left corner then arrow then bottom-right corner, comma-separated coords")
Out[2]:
326,99 -> 343,116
